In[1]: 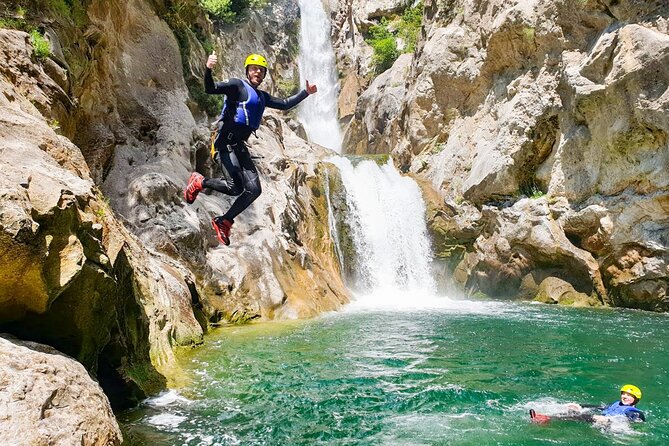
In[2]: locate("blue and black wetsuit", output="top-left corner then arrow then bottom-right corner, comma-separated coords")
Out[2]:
202,68 -> 309,221
553,401 -> 645,423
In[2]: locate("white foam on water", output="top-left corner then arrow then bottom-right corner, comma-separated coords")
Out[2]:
144,390 -> 191,408
342,288 -> 519,316
520,398 -> 644,440
146,413 -> 188,428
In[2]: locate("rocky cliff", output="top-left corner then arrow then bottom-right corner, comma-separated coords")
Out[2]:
341,0 -> 669,311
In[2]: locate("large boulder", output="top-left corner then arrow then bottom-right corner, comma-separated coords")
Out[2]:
533,276 -> 599,307
0,335 -> 122,446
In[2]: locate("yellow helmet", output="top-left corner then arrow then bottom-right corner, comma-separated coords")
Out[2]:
244,54 -> 268,70
620,384 -> 642,400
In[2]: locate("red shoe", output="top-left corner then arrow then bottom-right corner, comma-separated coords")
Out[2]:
212,217 -> 233,245
184,172 -> 204,204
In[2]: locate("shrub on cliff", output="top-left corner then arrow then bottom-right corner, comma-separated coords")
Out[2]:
366,2 -> 423,74
29,29 -> 50,58
198,0 -> 267,23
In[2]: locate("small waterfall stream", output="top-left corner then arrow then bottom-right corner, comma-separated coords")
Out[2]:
296,0 -> 342,152
329,157 -> 437,305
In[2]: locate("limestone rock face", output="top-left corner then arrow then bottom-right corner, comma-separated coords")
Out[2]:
2,1 -> 349,398
329,0 -> 403,124
0,28 -> 203,407
0,1 -> 338,436
343,0 -> 669,310
343,53 -> 412,154
177,114 -> 349,322
0,335 -> 122,446
432,197 -> 608,301
93,2 -> 350,322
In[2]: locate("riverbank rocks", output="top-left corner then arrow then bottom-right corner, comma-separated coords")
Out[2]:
0,335 -> 122,446
340,0 -> 669,310
533,277 -> 600,307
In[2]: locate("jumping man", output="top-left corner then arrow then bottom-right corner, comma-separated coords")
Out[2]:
184,52 -> 317,245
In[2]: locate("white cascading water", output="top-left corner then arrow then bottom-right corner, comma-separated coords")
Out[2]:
296,2 -> 444,309
329,157 -> 439,309
296,0 -> 342,152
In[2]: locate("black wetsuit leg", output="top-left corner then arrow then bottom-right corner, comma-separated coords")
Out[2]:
553,414 -> 596,423
203,142 -> 262,221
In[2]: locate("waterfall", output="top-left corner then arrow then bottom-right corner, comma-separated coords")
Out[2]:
295,3 -> 440,307
296,0 -> 342,152
328,157 -> 438,306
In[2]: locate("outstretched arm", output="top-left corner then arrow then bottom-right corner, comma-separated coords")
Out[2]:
264,80 -> 317,110
264,89 -> 309,110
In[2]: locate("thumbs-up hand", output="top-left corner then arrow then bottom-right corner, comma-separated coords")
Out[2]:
207,51 -> 218,69
306,80 -> 317,95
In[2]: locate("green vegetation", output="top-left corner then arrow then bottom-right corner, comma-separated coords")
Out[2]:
0,16 -> 23,29
190,81 -> 224,117
94,194 -> 111,219
1,1 -> 87,31
29,29 -> 51,58
277,77 -> 299,97
365,2 -> 423,74
398,2 -> 423,52
368,19 -> 400,73
48,119 -> 60,131
198,0 -> 268,23
347,154 -> 391,166
522,26 -> 535,43
519,180 -> 545,199
163,1 -> 224,116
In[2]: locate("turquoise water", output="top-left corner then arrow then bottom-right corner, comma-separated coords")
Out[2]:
121,300 -> 669,445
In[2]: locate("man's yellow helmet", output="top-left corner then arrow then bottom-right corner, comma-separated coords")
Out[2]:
620,384 -> 642,400
244,54 -> 268,70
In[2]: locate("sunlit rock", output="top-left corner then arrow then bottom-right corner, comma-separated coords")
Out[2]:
360,0 -> 669,309
0,335 -> 122,446
533,276 -> 599,307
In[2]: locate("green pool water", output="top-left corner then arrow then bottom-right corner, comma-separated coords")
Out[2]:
120,299 -> 669,445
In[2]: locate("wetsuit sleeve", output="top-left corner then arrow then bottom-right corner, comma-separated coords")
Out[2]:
263,89 -> 309,110
580,404 -> 606,409
204,69 -> 244,98
626,409 -> 645,422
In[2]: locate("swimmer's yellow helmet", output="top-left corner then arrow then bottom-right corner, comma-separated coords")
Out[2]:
620,384 -> 642,400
